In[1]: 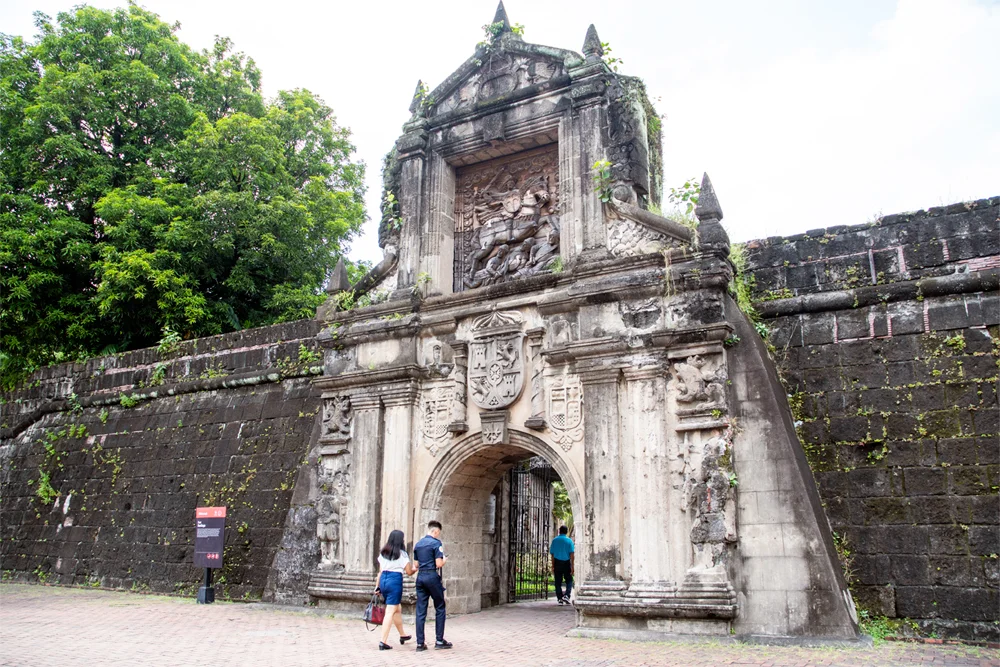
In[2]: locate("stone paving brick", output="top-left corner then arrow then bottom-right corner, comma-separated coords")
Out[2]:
1,584 -> 997,667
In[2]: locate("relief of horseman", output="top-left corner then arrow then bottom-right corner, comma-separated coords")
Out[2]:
464,173 -> 553,287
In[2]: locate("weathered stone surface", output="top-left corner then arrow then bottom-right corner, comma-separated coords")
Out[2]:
746,197 -> 1000,641
0,321 -> 322,600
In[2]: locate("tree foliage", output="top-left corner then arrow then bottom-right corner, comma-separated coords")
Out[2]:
0,4 -> 365,388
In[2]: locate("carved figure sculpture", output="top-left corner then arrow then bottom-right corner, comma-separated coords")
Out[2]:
673,355 -> 726,408
454,146 -> 561,291
322,396 -> 352,439
317,495 -> 342,570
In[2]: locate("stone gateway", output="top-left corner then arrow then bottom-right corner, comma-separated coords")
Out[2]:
300,4 -> 861,642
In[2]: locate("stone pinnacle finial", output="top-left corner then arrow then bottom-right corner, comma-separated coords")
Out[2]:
695,172 -> 723,222
325,259 -> 351,294
408,79 -> 425,114
492,1 -> 511,31
583,24 -> 604,61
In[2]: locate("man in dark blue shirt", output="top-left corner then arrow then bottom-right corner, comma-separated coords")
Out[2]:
412,520 -> 452,650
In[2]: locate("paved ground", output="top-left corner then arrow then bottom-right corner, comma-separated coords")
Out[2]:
1,584 -> 997,667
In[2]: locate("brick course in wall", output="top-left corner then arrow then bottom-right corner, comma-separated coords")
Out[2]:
0,320 -> 322,600
745,197 -> 1000,641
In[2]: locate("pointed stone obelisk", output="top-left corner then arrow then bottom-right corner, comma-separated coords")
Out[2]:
325,259 -> 351,294
582,24 -> 604,62
695,173 -> 730,251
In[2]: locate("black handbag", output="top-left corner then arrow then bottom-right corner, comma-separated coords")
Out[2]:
363,589 -> 385,631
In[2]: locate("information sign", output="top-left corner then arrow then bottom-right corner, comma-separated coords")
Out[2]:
194,506 -> 226,569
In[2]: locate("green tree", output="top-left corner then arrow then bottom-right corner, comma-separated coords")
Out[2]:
0,4 -> 365,388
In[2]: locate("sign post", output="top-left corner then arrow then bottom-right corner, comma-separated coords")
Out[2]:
194,506 -> 226,604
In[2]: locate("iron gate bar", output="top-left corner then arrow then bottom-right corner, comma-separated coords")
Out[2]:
507,458 -> 557,602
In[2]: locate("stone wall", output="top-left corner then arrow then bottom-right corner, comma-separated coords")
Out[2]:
0,320 -> 322,600
745,197 -> 1000,641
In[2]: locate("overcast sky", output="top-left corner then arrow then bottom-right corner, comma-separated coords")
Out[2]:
3,0 -> 998,263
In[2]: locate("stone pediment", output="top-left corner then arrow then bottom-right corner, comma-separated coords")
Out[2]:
424,41 -> 582,120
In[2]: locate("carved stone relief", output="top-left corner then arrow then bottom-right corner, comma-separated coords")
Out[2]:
686,429 -> 737,570
547,375 -> 583,451
433,54 -> 564,117
468,311 -> 525,410
607,216 -> 680,257
454,146 -> 560,292
317,455 -> 351,571
320,396 -> 352,444
672,354 -> 726,414
421,385 -> 453,456
480,410 -> 510,445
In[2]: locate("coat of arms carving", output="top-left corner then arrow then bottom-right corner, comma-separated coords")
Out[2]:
420,386 -> 452,456
547,376 -> 583,451
468,311 -> 525,410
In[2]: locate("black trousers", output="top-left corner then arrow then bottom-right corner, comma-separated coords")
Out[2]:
415,572 -> 446,645
553,558 -> 573,600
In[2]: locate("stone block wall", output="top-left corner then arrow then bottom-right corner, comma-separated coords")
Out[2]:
0,320 -> 322,600
744,197 -> 1000,641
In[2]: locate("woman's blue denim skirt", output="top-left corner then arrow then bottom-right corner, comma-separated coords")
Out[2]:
379,571 -> 403,605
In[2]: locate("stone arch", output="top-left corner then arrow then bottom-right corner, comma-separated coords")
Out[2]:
417,429 -> 584,615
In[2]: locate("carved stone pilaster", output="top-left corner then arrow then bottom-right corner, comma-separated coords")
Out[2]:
448,341 -> 469,433
524,328 -> 546,430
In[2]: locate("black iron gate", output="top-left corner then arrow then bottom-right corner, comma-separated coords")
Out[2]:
507,458 -> 556,602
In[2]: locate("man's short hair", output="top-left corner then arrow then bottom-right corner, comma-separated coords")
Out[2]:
559,526 -> 568,535
428,520 -> 443,531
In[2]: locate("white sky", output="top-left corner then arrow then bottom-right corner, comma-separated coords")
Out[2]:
2,0 -> 998,263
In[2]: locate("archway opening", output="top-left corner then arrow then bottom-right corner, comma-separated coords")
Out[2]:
419,431 -> 582,616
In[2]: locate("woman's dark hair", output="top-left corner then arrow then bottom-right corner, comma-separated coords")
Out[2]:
380,530 -> 405,560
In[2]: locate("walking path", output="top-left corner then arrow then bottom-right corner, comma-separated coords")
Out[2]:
1,584 -> 996,666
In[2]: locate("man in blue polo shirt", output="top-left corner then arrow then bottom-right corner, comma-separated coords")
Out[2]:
412,520 -> 452,650
550,526 -> 575,604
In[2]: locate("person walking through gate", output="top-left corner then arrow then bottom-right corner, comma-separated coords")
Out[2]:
412,520 -> 453,651
376,529 -> 417,650
550,526 -> 575,604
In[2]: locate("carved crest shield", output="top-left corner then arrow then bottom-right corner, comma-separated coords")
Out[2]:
468,310 -> 525,410
548,376 -> 584,451
468,333 -> 525,409
420,386 -> 452,455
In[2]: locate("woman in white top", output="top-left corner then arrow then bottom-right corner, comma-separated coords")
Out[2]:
377,529 -> 416,650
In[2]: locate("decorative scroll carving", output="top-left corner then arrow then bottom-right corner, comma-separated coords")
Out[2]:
547,375 -> 583,451
524,330 -> 546,430
317,455 -> 351,571
433,54 -> 565,117
448,342 -> 469,434
321,396 -> 352,442
454,146 -> 560,292
672,355 -> 726,411
421,385 -> 453,456
468,311 -> 525,410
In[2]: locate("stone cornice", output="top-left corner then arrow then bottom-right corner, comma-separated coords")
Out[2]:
313,365 -> 425,392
